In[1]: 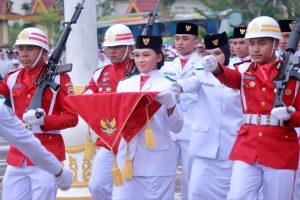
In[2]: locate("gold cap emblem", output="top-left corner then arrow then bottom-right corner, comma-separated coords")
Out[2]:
240,28 -> 246,35
248,23 -> 259,33
143,37 -> 150,45
212,39 -> 219,46
19,31 -> 30,41
100,118 -> 117,135
105,31 -> 115,42
186,25 -> 191,31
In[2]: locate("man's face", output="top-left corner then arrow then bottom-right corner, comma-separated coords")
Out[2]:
17,45 -> 46,70
248,37 -> 278,64
278,32 -> 290,52
174,34 -> 198,56
105,45 -> 131,64
232,38 -> 249,59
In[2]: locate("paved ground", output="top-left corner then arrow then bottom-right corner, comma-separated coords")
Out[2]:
0,137 -> 183,199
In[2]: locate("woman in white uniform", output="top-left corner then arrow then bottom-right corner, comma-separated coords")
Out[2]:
112,35 -> 183,200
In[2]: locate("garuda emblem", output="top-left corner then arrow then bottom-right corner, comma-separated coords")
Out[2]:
100,118 -> 117,135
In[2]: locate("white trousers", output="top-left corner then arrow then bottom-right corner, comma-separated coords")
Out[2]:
227,161 -> 296,200
174,140 -> 193,200
2,165 -> 56,200
88,147 -> 113,200
112,176 -> 175,200
188,156 -> 233,200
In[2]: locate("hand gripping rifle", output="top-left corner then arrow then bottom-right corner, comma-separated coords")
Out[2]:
141,0 -> 160,36
28,0 -> 85,117
273,20 -> 300,111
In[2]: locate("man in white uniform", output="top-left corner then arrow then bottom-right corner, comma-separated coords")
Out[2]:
159,22 -> 200,200
173,32 -> 243,200
0,96 -> 72,196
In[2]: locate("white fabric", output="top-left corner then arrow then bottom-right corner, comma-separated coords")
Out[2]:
3,165 -> 57,200
23,108 -> 45,125
112,176 -> 175,200
159,53 -> 201,199
201,55 -> 218,72
0,102 -> 61,175
189,157 -> 233,200
178,70 -> 243,160
114,70 -> 183,199
55,168 -> 72,191
227,161 -> 296,200
155,91 -> 176,109
243,114 -> 283,126
271,106 -> 295,121
175,140 -> 192,200
88,148 -> 113,200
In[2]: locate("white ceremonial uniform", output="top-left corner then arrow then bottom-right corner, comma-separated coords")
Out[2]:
159,52 -> 201,200
178,68 -> 243,200
0,98 -> 63,200
112,70 -> 183,200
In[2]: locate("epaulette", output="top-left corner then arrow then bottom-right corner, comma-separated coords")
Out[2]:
7,68 -> 21,75
233,59 -> 252,68
120,75 -> 133,81
164,76 -> 176,82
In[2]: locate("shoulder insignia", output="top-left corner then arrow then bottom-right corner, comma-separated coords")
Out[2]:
164,76 -> 176,82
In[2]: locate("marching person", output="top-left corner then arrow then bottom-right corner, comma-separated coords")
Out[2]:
172,32 -> 243,199
159,22 -> 200,200
113,35 -> 183,200
277,19 -> 296,56
0,27 -> 78,200
0,96 -> 72,193
83,24 -> 136,200
230,26 -> 251,67
203,16 -> 300,200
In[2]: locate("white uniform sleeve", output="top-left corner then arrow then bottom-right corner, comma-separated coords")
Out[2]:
0,104 -> 61,175
178,73 -> 201,93
166,105 -> 183,133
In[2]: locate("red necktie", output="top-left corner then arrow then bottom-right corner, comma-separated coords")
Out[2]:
180,58 -> 189,69
140,76 -> 150,90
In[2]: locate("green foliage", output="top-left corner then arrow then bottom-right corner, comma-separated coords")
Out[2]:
98,0 -> 115,17
8,22 -> 22,47
160,0 -> 176,8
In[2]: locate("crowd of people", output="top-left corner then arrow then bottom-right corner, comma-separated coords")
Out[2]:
0,15 -> 300,200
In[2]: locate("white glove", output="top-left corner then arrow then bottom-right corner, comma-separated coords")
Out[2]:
155,91 -> 176,109
201,55 -> 218,72
55,168 -> 72,190
170,83 -> 182,94
22,108 -> 45,125
83,89 -> 94,95
271,106 -> 296,121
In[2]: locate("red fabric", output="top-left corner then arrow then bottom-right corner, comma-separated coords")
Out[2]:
140,76 -> 149,90
180,58 -> 189,69
65,92 -> 161,153
216,61 -> 300,170
1,62 -> 78,167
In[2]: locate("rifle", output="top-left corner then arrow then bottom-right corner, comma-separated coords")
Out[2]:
141,0 -> 160,36
28,0 -> 85,117
273,20 -> 300,109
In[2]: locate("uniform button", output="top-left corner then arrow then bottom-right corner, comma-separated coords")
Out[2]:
261,101 -> 266,106
27,94 -> 31,98
258,132 -> 263,137
285,135 -> 288,139
49,136 -> 52,140
261,87 -> 266,92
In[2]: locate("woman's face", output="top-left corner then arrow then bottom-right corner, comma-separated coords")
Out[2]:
205,48 -> 225,65
133,49 -> 162,73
